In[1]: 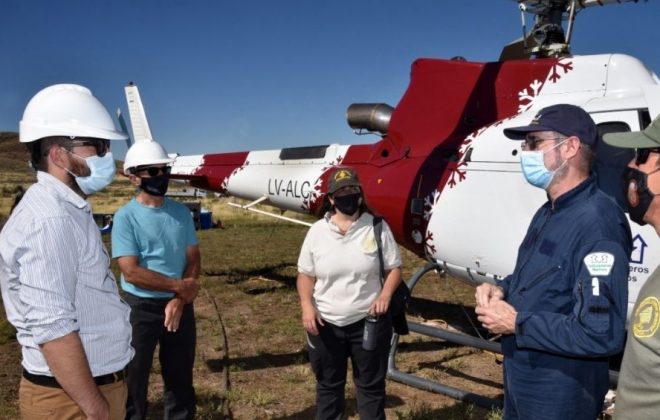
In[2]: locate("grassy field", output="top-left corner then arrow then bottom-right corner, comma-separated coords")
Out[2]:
0,132 -> 504,419
0,221 -> 504,419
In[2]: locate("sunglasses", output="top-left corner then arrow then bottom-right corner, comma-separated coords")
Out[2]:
70,139 -> 110,157
635,148 -> 660,166
521,135 -> 566,151
135,166 -> 172,177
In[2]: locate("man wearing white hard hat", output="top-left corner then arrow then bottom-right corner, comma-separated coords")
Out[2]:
112,140 -> 200,419
0,84 -> 134,419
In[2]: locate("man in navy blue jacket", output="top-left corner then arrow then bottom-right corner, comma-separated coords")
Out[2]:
475,104 -> 632,420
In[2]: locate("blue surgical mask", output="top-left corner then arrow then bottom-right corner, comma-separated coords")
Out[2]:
66,152 -> 117,195
520,140 -> 567,189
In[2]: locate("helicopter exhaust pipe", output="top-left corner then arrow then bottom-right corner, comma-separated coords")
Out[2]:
346,103 -> 394,135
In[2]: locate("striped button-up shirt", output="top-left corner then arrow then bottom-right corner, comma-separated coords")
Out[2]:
0,171 -> 133,376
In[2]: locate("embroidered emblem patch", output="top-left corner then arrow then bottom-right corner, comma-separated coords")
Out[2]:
633,296 -> 660,339
583,252 -> 615,276
334,169 -> 352,182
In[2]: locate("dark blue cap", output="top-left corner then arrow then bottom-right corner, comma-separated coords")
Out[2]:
504,104 -> 598,147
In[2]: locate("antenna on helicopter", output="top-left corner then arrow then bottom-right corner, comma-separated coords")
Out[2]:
500,0 -> 645,61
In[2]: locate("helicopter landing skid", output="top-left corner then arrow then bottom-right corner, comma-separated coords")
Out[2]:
387,262 -> 619,410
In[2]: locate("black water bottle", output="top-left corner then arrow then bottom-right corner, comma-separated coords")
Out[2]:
362,315 -> 380,351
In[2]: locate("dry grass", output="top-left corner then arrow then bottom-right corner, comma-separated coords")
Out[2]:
105,224 -> 503,419
0,220 -> 504,419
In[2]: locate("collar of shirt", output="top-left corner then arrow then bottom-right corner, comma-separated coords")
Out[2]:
546,174 -> 596,212
324,211 -> 373,236
37,171 -> 89,210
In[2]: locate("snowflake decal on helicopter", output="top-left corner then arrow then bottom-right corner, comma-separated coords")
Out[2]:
457,130 -> 477,157
517,58 -> 573,113
517,79 -> 543,114
301,177 -> 324,211
300,154 -> 345,211
447,161 -> 468,188
422,189 -> 440,221
424,230 -> 436,256
548,60 -> 573,83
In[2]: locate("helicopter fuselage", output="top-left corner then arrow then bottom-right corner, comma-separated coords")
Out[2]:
171,53 -> 660,318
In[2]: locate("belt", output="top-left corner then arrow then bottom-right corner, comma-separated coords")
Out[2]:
23,369 -> 125,388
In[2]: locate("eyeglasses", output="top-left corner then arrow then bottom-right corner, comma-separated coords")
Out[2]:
70,139 -> 110,157
521,135 -> 566,151
135,166 -> 172,177
634,148 -> 660,166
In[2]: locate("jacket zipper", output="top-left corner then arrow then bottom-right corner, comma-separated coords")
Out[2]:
577,280 -> 584,325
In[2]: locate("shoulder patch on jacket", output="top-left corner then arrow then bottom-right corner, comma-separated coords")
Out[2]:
633,296 -> 660,339
583,252 -> 615,276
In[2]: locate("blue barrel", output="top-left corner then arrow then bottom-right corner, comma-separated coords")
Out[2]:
199,212 -> 213,230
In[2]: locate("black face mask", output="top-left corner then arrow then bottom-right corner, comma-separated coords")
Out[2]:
333,192 -> 361,216
623,167 -> 660,226
140,175 -> 170,197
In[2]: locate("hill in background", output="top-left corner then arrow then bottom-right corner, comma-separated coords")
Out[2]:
0,132 -> 35,185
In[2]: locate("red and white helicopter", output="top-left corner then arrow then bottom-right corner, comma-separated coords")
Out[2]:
122,0 -> 659,406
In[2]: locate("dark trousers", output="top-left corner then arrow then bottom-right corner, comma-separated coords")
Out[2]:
124,294 -> 196,420
503,357 -> 608,420
306,316 -> 392,420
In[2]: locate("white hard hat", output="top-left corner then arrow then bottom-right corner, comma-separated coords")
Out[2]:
123,140 -> 174,175
19,84 -> 127,143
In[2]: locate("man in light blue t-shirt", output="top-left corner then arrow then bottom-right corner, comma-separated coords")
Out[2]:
112,140 -> 200,420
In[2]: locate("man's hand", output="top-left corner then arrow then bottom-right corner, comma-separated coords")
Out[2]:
84,401 -> 110,420
301,302 -> 324,336
164,297 -> 185,332
475,283 -> 504,307
176,278 -> 199,303
475,300 -> 517,335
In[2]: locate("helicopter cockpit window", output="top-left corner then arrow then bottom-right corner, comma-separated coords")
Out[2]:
593,121 -> 635,208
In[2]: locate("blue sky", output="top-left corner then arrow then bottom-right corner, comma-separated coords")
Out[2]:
1,1 -> 659,159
